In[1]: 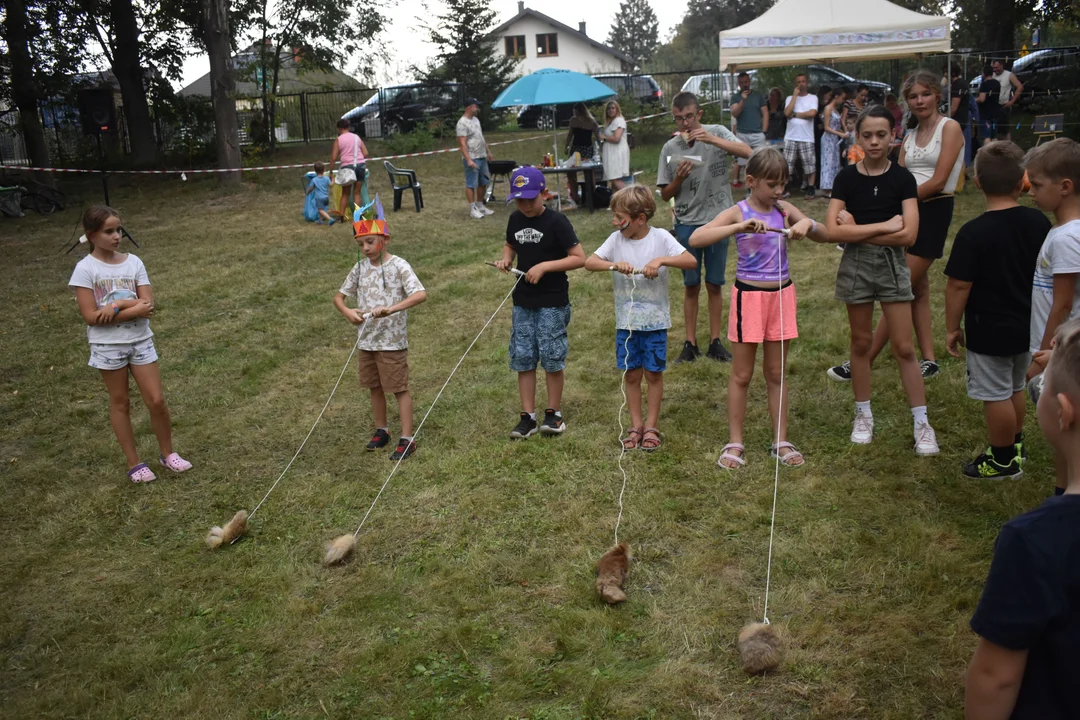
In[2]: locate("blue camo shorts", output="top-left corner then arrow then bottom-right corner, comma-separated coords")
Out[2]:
674,222 -> 728,287
88,336 -> 158,371
616,328 -> 667,372
509,304 -> 570,372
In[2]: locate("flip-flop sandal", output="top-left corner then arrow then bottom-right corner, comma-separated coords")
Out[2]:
718,443 -> 746,470
159,453 -> 193,473
621,427 -> 643,450
641,428 -> 661,452
770,441 -> 805,467
128,463 -> 157,483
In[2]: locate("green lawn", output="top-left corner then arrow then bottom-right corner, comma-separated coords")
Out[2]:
0,133 -> 1052,719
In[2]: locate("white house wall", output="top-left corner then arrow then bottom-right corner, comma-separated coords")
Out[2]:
497,17 -> 624,74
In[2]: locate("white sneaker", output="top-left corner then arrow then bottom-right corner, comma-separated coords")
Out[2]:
478,203 -> 494,216
851,411 -> 874,444
914,421 -> 940,456
470,205 -> 484,219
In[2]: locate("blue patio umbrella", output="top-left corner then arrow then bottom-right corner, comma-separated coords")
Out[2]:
492,69 -> 615,205
491,68 -> 616,108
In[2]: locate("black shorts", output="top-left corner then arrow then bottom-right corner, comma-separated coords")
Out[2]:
909,194 -> 954,260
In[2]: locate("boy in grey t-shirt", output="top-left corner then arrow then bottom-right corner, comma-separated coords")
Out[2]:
657,91 -> 751,363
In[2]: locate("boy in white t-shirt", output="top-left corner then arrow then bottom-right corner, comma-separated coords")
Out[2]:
334,198 -> 427,461
1024,137 -> 1080,494
584,186 -> 696,451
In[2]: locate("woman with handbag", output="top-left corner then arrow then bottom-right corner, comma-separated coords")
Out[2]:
329,118 -> 369,219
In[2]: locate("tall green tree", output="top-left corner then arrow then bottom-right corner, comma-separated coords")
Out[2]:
415,0 -> 519,118
2,0 -> 50,168
607,0 -> 659,69
202,0 -> 241,183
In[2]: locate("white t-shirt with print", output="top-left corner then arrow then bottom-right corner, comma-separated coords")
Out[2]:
455,115 -> 486,159
593,227 -> 687,331
339,255 -> 425,351
1030,219 -> 1080,352
783,94 -> 818,144
68,253 -> 153,345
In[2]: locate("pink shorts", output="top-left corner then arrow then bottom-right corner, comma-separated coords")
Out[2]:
729,281 -> 798,343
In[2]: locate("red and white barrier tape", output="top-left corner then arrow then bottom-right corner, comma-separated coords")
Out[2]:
7,99 -> 725,176
7,133 -> 549,176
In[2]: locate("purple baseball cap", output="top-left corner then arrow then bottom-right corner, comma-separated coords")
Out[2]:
507,166 -> 546,202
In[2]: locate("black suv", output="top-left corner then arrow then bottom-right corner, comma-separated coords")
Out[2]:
516,73 -> 660,129
807,65 -> 891,102
342,82 -> 461,137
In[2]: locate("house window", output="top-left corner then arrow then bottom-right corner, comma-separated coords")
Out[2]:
536,33 -> 558,57
504,35 -> 526,58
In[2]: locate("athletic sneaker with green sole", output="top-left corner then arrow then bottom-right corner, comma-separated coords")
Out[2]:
963,452 -> 1023,479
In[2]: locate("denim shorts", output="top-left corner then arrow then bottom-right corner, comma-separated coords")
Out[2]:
88,336 -> 158,371
674,223 -> 728,287
509,305 -> 570,372
616,328 -> 667,372
464,157 -> 491,189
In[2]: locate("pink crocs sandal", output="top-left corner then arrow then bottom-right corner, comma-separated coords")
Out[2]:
159,453 -> 193,473
128,463 -> 157,483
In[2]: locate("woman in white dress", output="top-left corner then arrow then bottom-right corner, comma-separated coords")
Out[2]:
598,100 -> 630,190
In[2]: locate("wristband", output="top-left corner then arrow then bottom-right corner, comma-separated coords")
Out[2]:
810,219 -> 818,234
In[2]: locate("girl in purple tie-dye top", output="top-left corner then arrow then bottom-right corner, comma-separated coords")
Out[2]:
689,146 -> 831,470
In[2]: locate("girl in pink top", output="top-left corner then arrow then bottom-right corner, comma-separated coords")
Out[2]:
330,118 -> 369,218
690,147 -> 830,470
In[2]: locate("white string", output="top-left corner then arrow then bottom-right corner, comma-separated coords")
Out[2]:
761,225 -> 789,626
246,320 -> 371,523
351,273 -> 525,537
613,273 -> 638,546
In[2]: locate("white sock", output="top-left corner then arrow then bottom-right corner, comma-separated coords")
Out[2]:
377,427 -> 388,432
401,435 -> 413,441
527,411 -> 537,420
912,405 -> 928,428
855,401 -> 872,417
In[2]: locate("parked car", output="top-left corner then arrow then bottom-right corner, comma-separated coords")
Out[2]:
806,65 -> 891,102
516,73 -> 661,129
680,71 -> 759,104
968,48 -> 1080,108
342,82 -> 461,137
516,103 -> 576,130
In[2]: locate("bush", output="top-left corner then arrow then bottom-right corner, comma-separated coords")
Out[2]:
383,126 -> 439,155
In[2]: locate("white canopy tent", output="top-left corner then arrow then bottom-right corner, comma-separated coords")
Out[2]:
718,0 -> 951,70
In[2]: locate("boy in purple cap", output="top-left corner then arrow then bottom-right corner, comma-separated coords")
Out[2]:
493,166 -> 586,438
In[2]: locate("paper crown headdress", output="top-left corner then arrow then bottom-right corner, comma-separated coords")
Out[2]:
353,195 -> 389,238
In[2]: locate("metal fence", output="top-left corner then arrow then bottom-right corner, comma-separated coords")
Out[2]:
2,62 -> 1077,167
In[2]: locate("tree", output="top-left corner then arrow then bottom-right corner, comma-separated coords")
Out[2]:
607,0 -> 659,69
415,0 -> 519,122
107,0 -> 159,167
2,0 -> 51,169
673,0 -> 774,52
202,0 -> 241,183
249,0 -> 384,149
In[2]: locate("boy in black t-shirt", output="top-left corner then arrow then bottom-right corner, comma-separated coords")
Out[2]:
945,141 -> 1051,479
493,167 -> 586,438
965,318 -> 1080,719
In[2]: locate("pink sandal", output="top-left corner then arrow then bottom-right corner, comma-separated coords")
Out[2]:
127,463 -> 157,483
159,453 -> 193,473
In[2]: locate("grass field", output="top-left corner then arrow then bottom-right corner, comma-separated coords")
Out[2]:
0,132 -> 1055,719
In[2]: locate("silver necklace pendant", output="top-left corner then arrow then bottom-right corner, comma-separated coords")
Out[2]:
874,185 -> 878,196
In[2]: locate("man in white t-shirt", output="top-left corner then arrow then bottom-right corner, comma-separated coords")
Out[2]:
992,58 -> 1024,140
783,73 -> 819,198
456,97 -> 494,219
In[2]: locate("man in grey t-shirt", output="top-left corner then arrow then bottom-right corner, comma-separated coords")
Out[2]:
657,91 -> 751,363
456,97 -> 494,219
729,71 -> 768,187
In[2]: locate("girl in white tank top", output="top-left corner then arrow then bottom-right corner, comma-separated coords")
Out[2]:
902,114 -> 964,194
